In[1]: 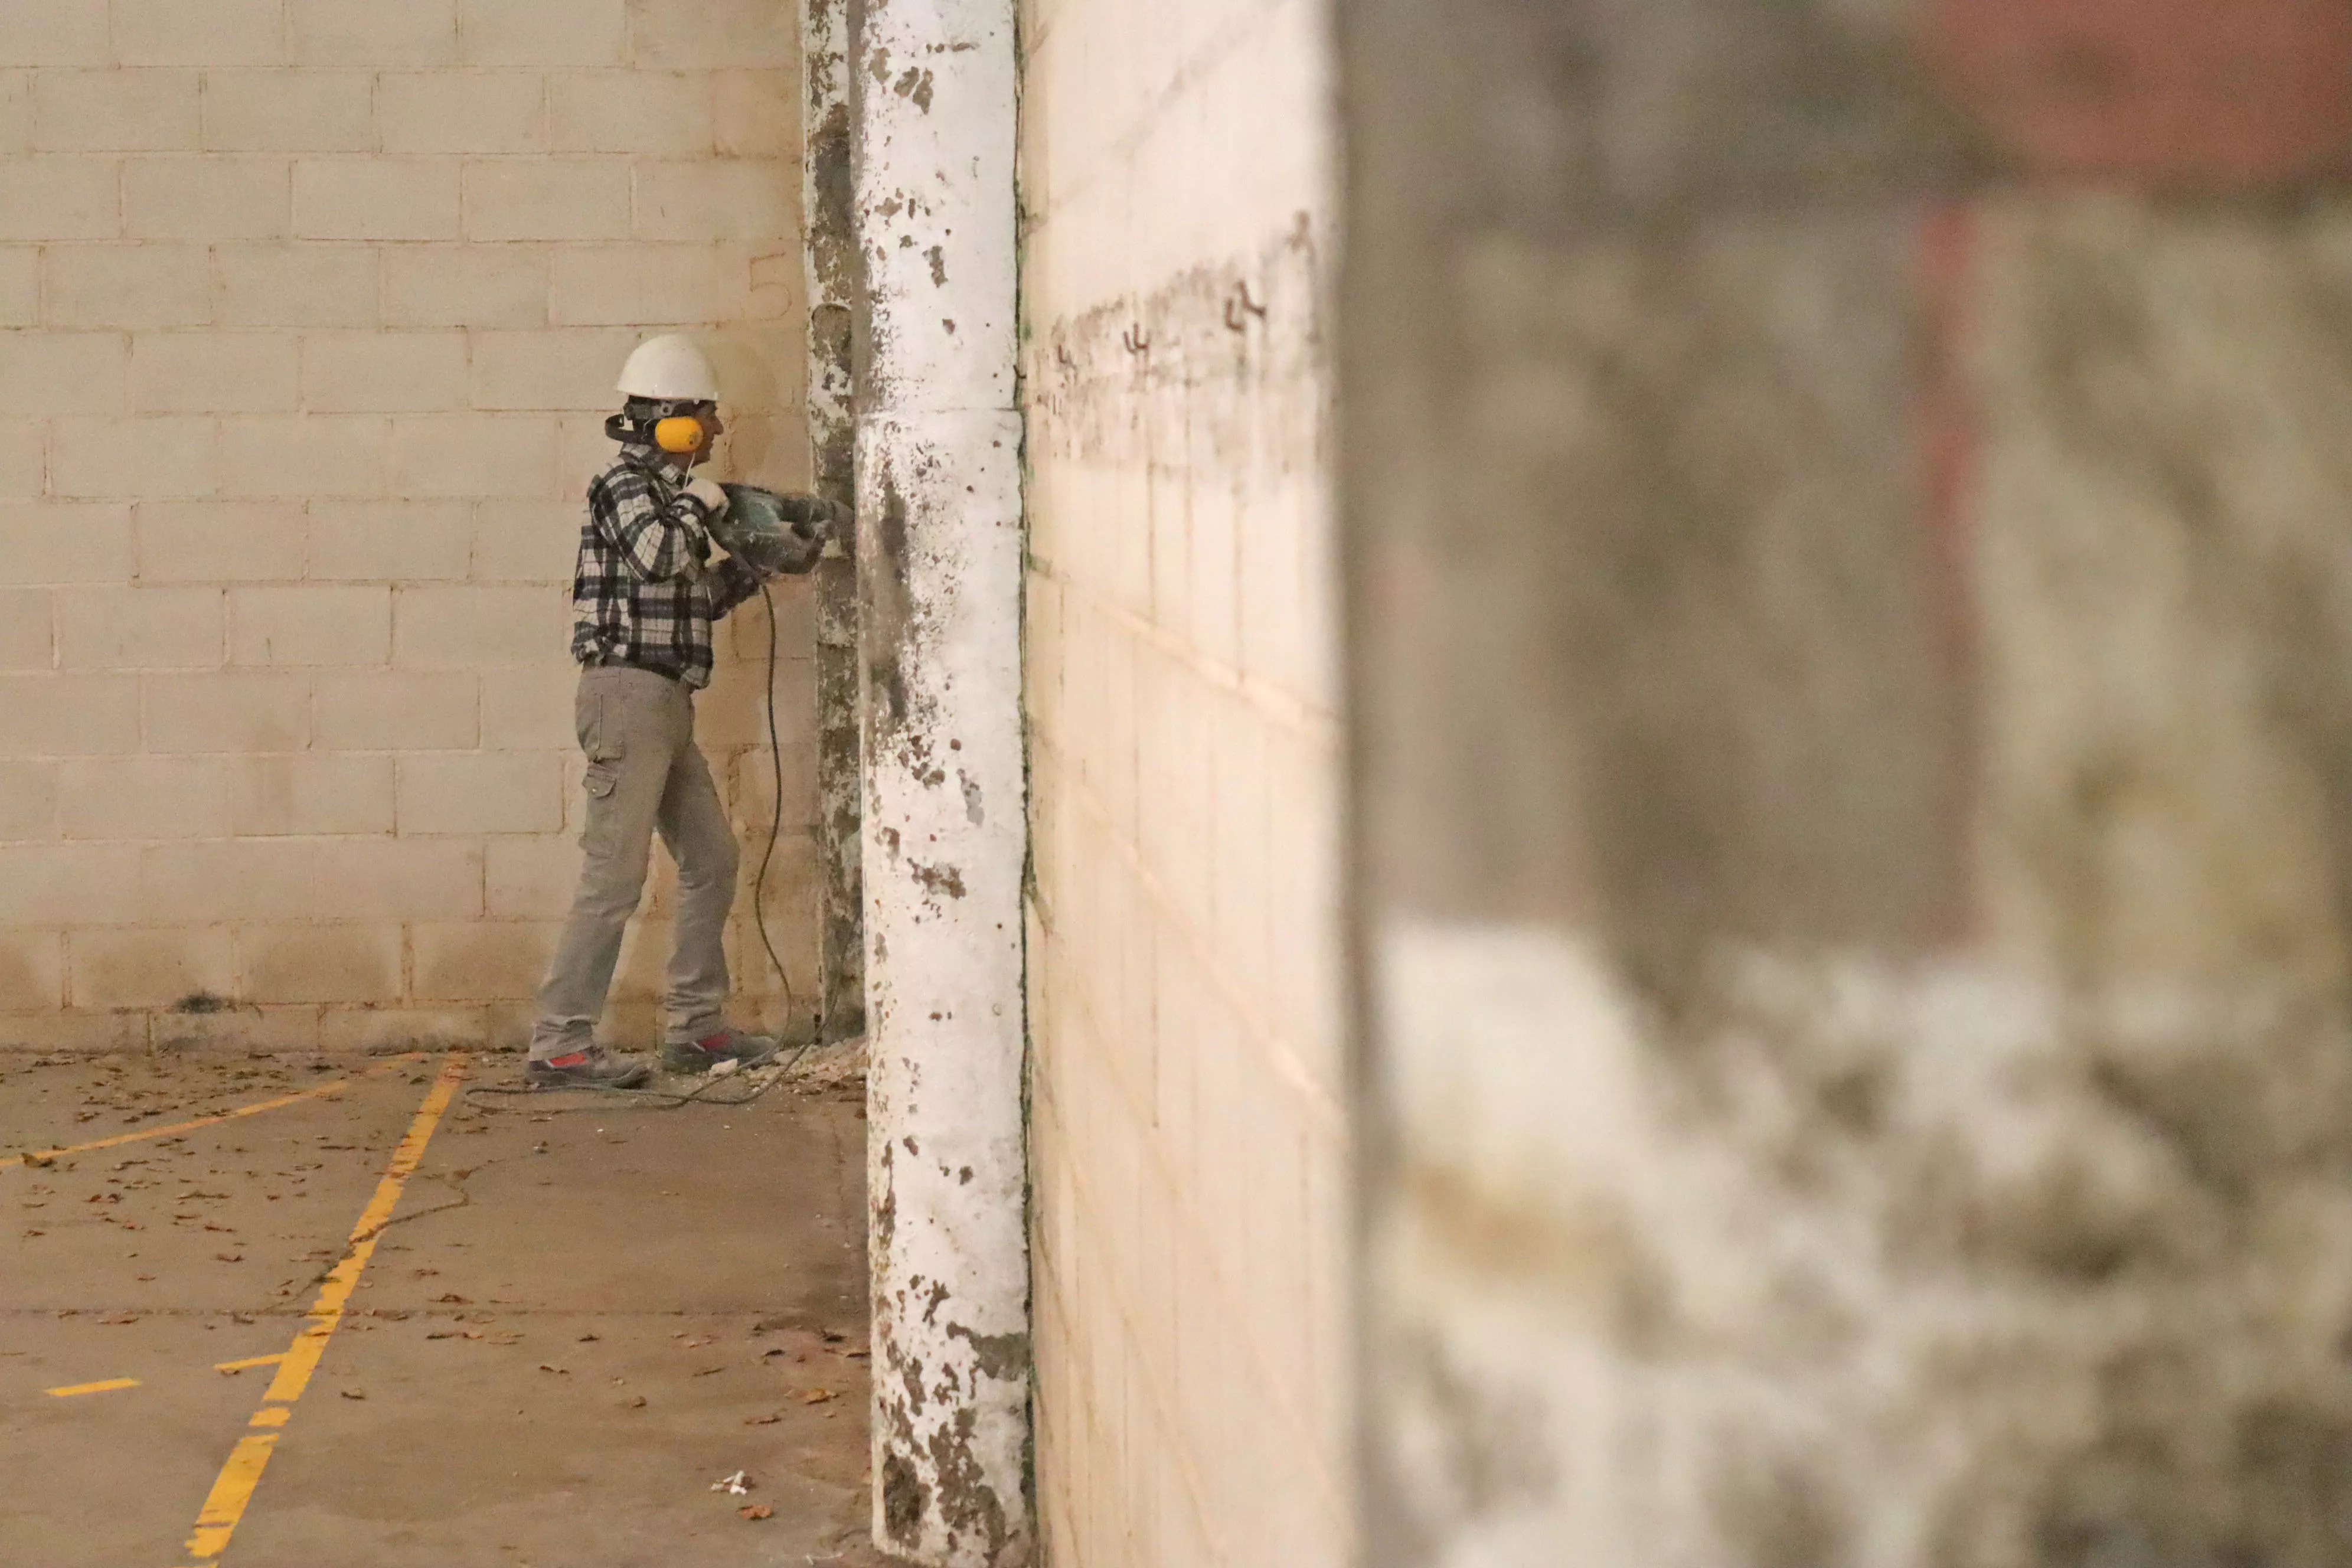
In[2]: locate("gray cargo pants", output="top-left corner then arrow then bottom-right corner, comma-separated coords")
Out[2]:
530,664 -> 739,1060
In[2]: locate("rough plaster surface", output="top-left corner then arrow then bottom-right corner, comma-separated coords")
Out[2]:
852,0 -> 1030,1561
0,7 -> 821,1051
806,0 -> 867,1040
1021,0 -> 1350,1563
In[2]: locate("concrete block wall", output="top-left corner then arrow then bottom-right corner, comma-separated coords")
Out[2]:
1019,0 -> 1349,1562
0,0 -> 819,1055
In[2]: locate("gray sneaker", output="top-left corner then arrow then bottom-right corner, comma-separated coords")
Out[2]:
664,1028 -> 780,1074
525,1046 -> 652,1089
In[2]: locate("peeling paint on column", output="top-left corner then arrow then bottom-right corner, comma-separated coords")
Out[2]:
852,0 -> 1030,1561
808,0 -> 866,1042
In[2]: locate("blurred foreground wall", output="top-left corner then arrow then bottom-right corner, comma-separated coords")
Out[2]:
1347,2 -> 2352,1564
0,1 -> 818,1054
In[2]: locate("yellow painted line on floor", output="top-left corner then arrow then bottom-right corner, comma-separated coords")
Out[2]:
180,1052 -> 468,1565
45,1377 -> 139,1398
211,1354 -> 283,1374
0,1053 -> 427,1172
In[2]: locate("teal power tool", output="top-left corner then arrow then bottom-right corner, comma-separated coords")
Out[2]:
713,484 -> 848,579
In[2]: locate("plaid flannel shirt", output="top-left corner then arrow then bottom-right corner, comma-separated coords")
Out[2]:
570,444 -> 763,690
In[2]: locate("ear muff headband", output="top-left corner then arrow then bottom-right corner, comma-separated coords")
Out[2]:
654,415 -> 705,454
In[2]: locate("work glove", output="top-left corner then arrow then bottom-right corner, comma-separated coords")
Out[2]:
682,475 -> 731,518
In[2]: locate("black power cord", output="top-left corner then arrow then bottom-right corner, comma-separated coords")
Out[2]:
751,579 -> 822,1080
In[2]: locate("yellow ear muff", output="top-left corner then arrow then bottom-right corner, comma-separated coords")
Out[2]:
654,415 -> 704,454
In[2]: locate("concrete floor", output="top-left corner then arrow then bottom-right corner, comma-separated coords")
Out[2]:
0,1046 -> 886,1567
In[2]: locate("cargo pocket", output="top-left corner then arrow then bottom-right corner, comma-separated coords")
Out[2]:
580,762 -> 621,858
576,680 -> 626,764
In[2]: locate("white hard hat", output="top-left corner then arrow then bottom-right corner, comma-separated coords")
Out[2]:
616,335 -> 719,403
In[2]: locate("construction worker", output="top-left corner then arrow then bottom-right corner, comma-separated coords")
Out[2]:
525,335 -> 817,1088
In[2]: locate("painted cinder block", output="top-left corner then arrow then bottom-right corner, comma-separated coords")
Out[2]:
633,159 -> 796,243
0,76 -> 22,156
142,839 -> 319,922
301,331 -> 471,413
469,326 -> 642,410
548,69 -> 710,155
462,158 -> 632,241
215,244 -> 380,328
480,662 -> 579,750
46,244 -> 210,328
239,923 -> 403,1003
398,749 -> 564,834
138,500 -> 307,583
151,1004 -> 326,1054
0,158 -> 119,240
319,1003 -> 495,1053
114,0 -> 286,68
125,156 -> 290,240
51,417 -> 219,498
388,413 -> 560,498
293,159 -> 463,241
0,591 -> 50,670
378,71 -> 548,155
55,585 -> 223,670
69,926 -> 237,1008
219,414 -> 389,499
228,584 -> 392,665
461,0 -> 627,68
485,831 -> 579,919
309,500 -> 473,581
227,752 -> 397,834
0,502 -> 135,585
58,754 -> 231,838
0,331 -> 123,416
548,244 -> 743,326
314,836 -> 484,920
201,68 -> 378,153
714,71 -> 795,159
0,4 -> 109,69
471,499 -> 577,583
0,675 -> 137,757
0,244 -> 32,325
315,670 -> 481,750
143,671 -> 312,753
131,331 -> 301,413
34,70 -> 201,152
412,919 -> 558,1000
394,584 -> 570,668
628,0 -> 795,70
382,245 -> 550,328
0,842 -> 143,922
0,930 -> 62,1010
0,422 -> 40,498
291,0 -> 461,68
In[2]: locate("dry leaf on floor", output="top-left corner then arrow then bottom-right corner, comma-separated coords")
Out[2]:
802,1389 -> 837,1404
623,1394 -> 647,1408
538,1364 -> 567,1374
744,1413 -> 782,1425
341,1389 -> 365,1400
739,1505 -> 772,1521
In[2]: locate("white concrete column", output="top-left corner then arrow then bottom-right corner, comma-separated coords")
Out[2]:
851,0 -> 1030,1563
